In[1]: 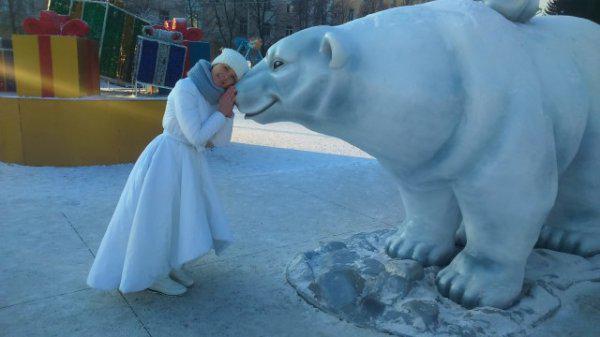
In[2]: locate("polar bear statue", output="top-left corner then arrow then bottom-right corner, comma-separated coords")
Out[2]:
235,0 -> 600,309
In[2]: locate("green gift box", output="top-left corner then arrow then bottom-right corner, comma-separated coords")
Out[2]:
48,0 -> 149,84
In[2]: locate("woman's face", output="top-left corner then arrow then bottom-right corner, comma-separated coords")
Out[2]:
211,64 -> 237,89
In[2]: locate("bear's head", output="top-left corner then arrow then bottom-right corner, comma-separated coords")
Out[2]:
236,26 -> 354,126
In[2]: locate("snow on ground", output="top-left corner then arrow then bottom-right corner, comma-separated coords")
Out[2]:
0,117 -> 597,337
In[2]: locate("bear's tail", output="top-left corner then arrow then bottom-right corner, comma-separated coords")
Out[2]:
483,0 -> 539,23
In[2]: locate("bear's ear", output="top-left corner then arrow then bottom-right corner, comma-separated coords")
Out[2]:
319,31 -> 349,69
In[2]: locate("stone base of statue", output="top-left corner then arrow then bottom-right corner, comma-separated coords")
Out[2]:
286,229 -> 599,337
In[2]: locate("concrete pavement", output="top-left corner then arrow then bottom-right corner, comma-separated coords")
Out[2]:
1,116 -> 597,337
1,117 -> 397,337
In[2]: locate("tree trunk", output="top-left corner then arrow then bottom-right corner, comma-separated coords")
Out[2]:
210,0 -> 229,48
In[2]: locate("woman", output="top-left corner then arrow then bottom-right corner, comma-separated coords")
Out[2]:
87,49 -> 249,296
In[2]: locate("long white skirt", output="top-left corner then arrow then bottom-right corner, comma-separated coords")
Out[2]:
87,133 -> 233,293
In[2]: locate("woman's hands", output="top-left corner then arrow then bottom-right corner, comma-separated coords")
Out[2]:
218,87 -> 237,118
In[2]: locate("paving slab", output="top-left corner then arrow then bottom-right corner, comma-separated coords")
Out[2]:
0,206 -> 92,308
278,163 -> 406,225
0,289 -> 149,337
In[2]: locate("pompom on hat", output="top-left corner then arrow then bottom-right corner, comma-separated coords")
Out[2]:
211,48 -> 250,81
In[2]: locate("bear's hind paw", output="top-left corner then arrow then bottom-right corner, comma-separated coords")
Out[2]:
537,225 -> 600,257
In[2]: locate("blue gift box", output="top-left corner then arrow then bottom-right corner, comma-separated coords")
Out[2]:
134,36 -> 187,89
184,40 -> 211,75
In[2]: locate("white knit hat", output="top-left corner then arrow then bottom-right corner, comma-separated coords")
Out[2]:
211,48 -> 250,80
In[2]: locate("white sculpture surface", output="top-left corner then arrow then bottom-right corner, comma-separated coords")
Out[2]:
236,0 -> 600,309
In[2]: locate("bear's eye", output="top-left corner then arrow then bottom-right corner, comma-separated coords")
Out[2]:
273,60 -> 284,70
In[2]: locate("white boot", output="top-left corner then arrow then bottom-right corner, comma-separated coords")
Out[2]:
148,276 -> 187,296
169,268 -> 194,287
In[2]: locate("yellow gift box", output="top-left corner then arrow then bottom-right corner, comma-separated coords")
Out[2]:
12,34 -> 100,98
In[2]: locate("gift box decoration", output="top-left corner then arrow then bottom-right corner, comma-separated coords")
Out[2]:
0,39 -> 16,92
47,0 -> 71,16
108,0 -> 125,8
155,18 -> 209,76
48,0 -> 150,84
142,26 -> 184,44
163,18 -> 204,42
183,41 -> 211,76
12,34 -> 100,97
134,36 -> 187,89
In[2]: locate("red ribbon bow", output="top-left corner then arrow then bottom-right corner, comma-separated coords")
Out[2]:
23,11 -> 90,37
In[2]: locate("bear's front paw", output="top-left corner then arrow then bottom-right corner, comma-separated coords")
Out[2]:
435,251 -> 524,309
385,230 -> 456,266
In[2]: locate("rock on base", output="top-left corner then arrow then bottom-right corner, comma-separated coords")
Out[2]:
286,229 -> 600,336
